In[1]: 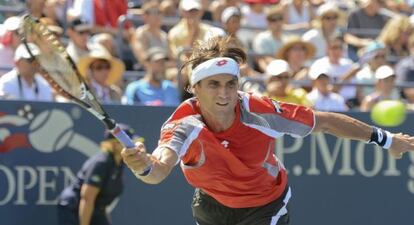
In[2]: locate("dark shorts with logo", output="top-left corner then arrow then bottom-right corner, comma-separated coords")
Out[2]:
191,186 -> 290,225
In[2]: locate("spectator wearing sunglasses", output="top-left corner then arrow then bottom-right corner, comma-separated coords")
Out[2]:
77,45 -> 125,104
67,18 -> 92,63
0,43 -> 53,101
306,64 -> 348,112
302,2 -> 342,60
252,6 -> 288,72
265,59 -> 311,106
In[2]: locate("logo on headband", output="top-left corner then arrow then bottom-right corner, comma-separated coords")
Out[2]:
216,59 -> 228,67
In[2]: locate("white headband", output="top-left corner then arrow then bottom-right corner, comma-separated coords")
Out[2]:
190,57 -> 240,86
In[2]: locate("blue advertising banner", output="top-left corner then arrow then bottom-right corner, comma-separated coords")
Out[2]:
1,100 -> 413,225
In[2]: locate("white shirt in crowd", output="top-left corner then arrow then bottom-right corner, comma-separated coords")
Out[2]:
0,69 -> 53,101
310,57 -> 356,100
306,89 -> 348,112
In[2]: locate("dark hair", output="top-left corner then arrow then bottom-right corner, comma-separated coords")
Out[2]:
181,36 -> 247,72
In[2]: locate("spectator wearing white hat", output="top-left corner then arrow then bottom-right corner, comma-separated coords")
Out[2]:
265,59 -> 311,106
221,7 -> 242,40
306,65 -> 348,112
0,16 -> 21,75
0,43 -> 53,101
309,35 -> 362,108
168,0 -> 216,59
302,2 -> 342,60
210,0 -> 241,22
360,65 -> 400,111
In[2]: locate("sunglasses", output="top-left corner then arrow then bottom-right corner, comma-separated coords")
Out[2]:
268,16 -> 284,22
329,45 -> 343,50
91,63 -> 111,71
322,15 -> 338,20
77,30 -> 90,35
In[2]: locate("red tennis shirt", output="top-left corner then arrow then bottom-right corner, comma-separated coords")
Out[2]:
158,92 -> 315,208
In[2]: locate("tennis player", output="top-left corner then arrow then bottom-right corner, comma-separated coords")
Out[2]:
122,37 -> 414,225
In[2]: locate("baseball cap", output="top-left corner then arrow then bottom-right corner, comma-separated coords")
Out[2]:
316,2 -> 339,18
3,16 -> 21,31
358,41 -> 386,64
14,43 -> 40,61
68,18 -> 91,32
265,59 -> 291,77
179,0 -> 202,11
146,47 -> 168,61
221,7 -> 241,24
375,65 -> 395,80
308,63 -> 330,80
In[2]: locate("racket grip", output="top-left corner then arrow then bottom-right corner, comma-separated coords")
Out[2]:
111,124 -> 136,148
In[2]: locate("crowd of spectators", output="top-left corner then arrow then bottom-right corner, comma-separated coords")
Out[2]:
1,0 -> 414,112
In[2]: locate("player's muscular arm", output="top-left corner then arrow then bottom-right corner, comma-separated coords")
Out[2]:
313,111 -> 371,141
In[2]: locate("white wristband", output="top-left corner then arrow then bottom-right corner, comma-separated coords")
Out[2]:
383,131 -> 393,149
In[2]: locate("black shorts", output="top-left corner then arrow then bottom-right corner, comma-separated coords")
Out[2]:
191,186 -> 291,225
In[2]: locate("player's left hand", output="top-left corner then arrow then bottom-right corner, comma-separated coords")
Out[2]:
389,133 -> 414,159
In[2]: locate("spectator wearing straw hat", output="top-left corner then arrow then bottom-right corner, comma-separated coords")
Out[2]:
360,65 -> 400,111
124,47 -> 180,106
265,59 -> 311,106
306,64 -> 348,112
0,16 -> 21,75
77,45 -> 125,104
253,5 -> 288,72
0,43 -> 53,101
276,36 -> 316,81
302,2 -> 342,60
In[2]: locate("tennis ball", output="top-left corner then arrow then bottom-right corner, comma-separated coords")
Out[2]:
371,100 -> 406,127
29,109 -> 74,152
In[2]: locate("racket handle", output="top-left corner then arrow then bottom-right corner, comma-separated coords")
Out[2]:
110,124 -> 136,148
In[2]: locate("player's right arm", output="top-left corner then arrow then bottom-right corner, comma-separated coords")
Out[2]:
121,142 -> 178,184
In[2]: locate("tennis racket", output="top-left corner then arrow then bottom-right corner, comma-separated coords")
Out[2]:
19,14 -> 135,148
